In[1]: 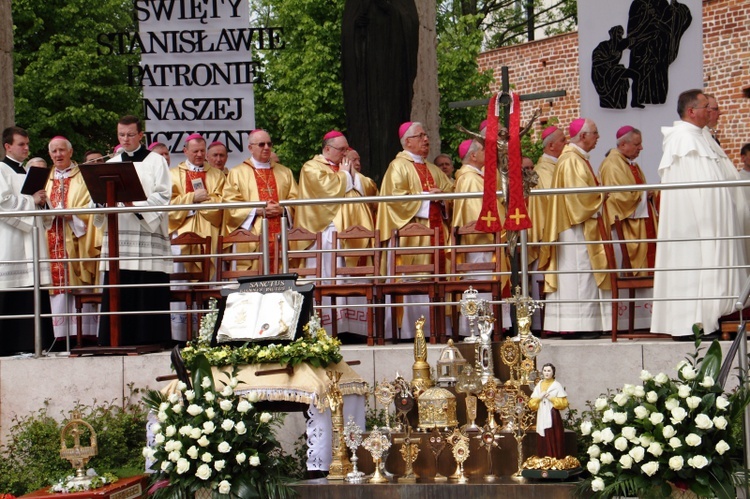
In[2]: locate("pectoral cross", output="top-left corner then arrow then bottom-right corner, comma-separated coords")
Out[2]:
480,211 -> 497,225
509,208 -> 526,225
394,427 -> 422,483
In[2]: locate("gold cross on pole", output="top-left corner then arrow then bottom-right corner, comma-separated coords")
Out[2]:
509,208 -> 526,225
480,211 -> 497,225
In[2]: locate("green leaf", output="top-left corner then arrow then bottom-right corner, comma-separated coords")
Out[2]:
698,339 -> 723,383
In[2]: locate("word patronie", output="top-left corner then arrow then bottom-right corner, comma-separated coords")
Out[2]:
130,62 -> 261,87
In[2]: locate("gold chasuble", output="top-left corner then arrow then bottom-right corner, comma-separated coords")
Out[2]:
169,162 -> 226,272
377,151 -> 453,271
527,155 -> 557,263
452,165 -> 509,294
222,160 -> 298,271
600,149 -> 657,273
45,165 -> 99,290
538,145 -> 609,292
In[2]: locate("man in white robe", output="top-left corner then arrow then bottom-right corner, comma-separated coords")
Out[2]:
651,89 -> 748,339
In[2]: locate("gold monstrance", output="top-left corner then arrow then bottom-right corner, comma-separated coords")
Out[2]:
60,410 -> 98,484
326,370 -> 352,480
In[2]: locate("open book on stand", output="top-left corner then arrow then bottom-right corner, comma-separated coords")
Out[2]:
217,289 -> 304,343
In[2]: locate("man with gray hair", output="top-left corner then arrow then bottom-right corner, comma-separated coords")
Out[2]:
651,89 -> 747,339
539,118 -> 608,338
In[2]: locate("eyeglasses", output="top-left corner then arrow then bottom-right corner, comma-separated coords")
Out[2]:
328,144 -> 348,152
406,133 -> 429,140
117,133 -> 140,139
251,142 -> 273,148
708,107 -> 720,112
691,104 -> 710,110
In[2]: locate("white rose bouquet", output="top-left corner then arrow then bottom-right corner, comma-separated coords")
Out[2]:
578,337 -> 750,499
143,354 -> 295,499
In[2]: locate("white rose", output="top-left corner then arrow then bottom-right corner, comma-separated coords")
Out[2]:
587,459 -> 600,475
165,425 -> 176,437
235,421 -> 247,435
591,477 -> 605,492
218,480 -> 231,495
176,458 -> 190,474
699,376 -> 714,388
161,460 -> 171,472
205,407 -> 215,420
716,396 -> 730,410
260,412 -> 272,424
686,396 -> 701,410
169,393 -> 180,404
221,419 -> 235,431
600,452 -> 614,465
154,433 -> 165,444
177,381 -> 188,391
613,412 -> 628,425
187,445 -> 199,459
159,402 -> 170,412
204,392 -> 215,403
237,400 -> 251,413
247,391 -> 260,403
685,433 -> 702,447
197,435 -> 210,447
647,442 -> 663,457
640,461 -> 659,477
195,463 -> 211,480
677,384 -> 691,398
186,404 -> 203,417
142,447 -> 155,460
221,385 -> 233,397
594,397 -> 608,411
640,370 -> 653,381
662,425 -> 676,439
249,455 -> 261,466
150,423 -> 162,435
681,365 -> 697,380
600,428 -> 615,443
654,373 -> 669,385
614,437 -> 629,452
623,384 -> 636,396
190,428 -> 202,440
220,399 -> 233,412
229,377 -> 239,389
669,455 -> 684,471
646,391 -> 658,404
602,409 -> 614,423
619,454 -> 633,469
634,386 -> 645,398
587,444 -> 601,459
638,435 -> 653,448
591,430 -> 602,444
613,393 -> 630,407
715,440 -> 730,455
170,440 -> 183,452
649,412 -> 664,425
580,421 -> 592,436
179,425 -> 192,436
668,437 -> 682,449
185,390 -> 196,402
628,446 -> 645,463
214,459 -> 226,471
694,414 -> 714,430
201,452 -> 213,463
622,426 -> 637,440
172,404 -> 182,414
665,398 -> 680,411
201,376 -> 212,389
634,406 -> 649,420
236,452 -> 247,464
671,407 -> 688,424
713,416 -> 728,430
203,421 -> 216,434
218,441 -> 232,453
688,455 -> 708,469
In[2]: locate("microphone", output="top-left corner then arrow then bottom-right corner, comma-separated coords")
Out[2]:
80,152 -> 116,165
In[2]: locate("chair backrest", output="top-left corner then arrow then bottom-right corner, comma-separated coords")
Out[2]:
285,227 -> 322,282
451,220 -> 503,278
613,217 -> 636,273
596,217 -> 620,286
330,225 -> 381,283
216,228 -> 263,281
388,222 -> 441,278
170,232 -> 212,284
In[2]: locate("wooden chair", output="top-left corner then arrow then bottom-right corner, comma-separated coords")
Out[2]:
284,226 -> 322,286
439,221 -> 506,342
215,228 -> 264,282
169,232 -> 213,341
316,225 -> 381,346
597,216 -> 661,341
378,222 -> 442,344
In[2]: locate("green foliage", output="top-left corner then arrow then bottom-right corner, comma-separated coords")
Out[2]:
0,387 -> 148,496
252,0 -> 346,173
11,0 -> 140,160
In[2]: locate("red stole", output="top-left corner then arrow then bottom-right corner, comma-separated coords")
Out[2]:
413,162 -> 446,274
252,168 -> 281,262
48,177 -> 70,294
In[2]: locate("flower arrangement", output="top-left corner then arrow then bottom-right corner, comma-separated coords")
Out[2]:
49,471 -> 118,493
143,354 -> 295,499
578,335 -> 750,499
182,307 -> 342,371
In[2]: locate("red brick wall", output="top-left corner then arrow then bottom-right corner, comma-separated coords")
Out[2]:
477,0 -> 750,165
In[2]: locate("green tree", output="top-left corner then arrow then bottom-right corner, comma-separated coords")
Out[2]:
252,0 -> 346,172
11,0 -> 140,160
